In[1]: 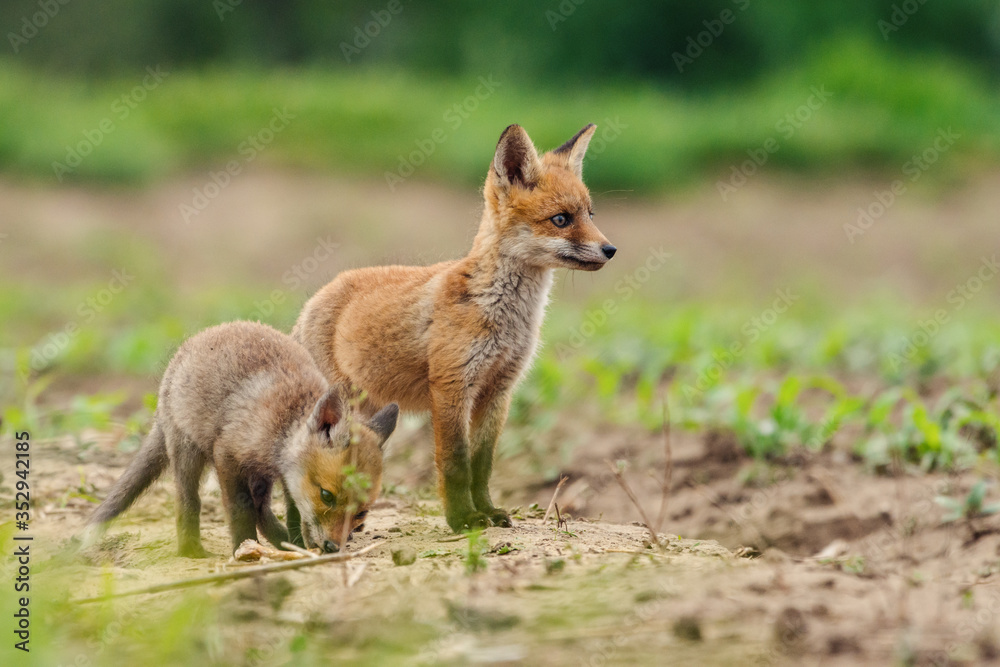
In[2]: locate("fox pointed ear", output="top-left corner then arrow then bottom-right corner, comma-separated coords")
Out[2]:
552,123 -> 597,178
368,403 -> 399,451
491,124 -> 542,189
308,388 -> 344,439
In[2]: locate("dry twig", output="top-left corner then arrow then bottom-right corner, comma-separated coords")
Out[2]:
75,543 -> 378,603
280,542 -> 319,558
606,394 -> 674,549
605,459 -> 660,547
654,399 -> 674,534
543,475 -> 569,523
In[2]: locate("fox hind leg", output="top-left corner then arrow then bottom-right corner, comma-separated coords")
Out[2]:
173,438 -> 210,558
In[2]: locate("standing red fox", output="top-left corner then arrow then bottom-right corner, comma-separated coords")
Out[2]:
293,124 -> 615,532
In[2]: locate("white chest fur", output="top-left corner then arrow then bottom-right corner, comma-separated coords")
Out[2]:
465,263 -> 553,389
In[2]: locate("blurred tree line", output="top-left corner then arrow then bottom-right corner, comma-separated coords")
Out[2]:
3,0 -> 999,85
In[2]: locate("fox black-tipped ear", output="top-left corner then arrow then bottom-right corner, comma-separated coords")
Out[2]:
368,403 -> 399,449
491,124 -> 542,189
308,388 -> 344,438
552,123 -> 596,178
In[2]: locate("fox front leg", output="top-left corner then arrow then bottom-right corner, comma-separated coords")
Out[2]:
250,478 -> 290,549
216,465 -> 259,554
283,486 -> 304,548
470,389 -> 513,527
431,385 -> 489,532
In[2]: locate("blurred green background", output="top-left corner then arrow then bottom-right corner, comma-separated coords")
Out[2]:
0,0 -> 999,187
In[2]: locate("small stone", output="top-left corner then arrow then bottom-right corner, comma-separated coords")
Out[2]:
672,615 -> 702,642
392,546 -> 416,566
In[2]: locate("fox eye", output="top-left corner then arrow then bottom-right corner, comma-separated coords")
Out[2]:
320,488 -> 337,507
589,211 -> 594,220
550,213 -> 570,228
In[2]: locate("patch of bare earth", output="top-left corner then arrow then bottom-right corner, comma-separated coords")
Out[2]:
13,422 -> 1000,666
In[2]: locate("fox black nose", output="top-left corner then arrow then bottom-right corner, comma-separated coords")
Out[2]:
601,244 -> 617,259
322,540 -> 339,554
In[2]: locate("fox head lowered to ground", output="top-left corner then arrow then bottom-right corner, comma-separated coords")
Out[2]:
285,388 -> 399,552
480,123 -> 616,272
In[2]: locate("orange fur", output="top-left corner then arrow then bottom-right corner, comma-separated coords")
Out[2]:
294,124 -> 615,531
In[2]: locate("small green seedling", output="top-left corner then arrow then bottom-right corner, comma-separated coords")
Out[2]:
935,480 -> 1000,523
464,529 -> 487,574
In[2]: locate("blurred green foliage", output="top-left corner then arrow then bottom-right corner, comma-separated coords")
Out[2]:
1,0 -> 997,86
0,36 -> 998,190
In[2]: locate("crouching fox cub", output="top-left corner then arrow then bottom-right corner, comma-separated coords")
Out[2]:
294,124 -> 615,533
84,321 -> 398,556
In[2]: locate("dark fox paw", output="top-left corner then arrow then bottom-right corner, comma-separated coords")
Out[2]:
178,543 -> 211,559
488,509 -> 512,528
447,511 -> 490,533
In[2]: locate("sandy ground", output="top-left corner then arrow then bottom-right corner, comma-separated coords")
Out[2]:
15,412 -> 1000,665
